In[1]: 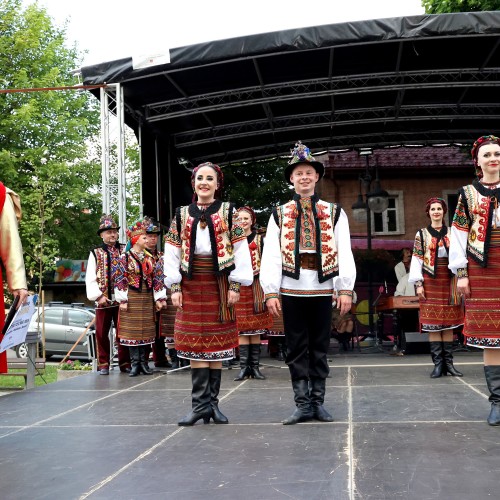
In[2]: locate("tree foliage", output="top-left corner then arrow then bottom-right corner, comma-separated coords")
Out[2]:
223,159 -> 292,228
422,0 -> 500,13
0,0 -> 103,283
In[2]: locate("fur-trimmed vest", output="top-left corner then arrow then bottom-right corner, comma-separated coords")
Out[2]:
272,194 -> 340,283
453,179 -> 500,267
165,200 -> 245,278
414,225 -> 450,278
91,243 -> 125,299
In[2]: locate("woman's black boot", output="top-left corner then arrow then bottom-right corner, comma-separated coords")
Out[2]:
168,348 -> 179,369
128,346 -> 141,377
209,369 -> 229,424
139,346 -> 153,375
484,366 -> 500,426
233,344 -> 251,381
249,344 -> 266,380
178,367 -> 212,426
442,342 -> 463,377
429,342 -> 444,378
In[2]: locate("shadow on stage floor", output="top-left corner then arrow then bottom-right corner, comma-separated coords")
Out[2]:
1,348 -> 498,500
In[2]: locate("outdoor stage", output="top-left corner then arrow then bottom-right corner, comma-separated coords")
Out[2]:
0,349 -> 498,500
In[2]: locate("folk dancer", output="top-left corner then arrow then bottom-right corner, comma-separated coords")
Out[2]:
164,162 -> 253,426
260,141 -> 356,424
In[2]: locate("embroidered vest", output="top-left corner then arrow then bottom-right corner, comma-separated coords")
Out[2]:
115,251 -> 155,292
454,180 -> 500,267
165,200 -> 245,278
414,226 -> 450,278
273,195 -> 340,283
91,243 -> 124,299
248,232 -> 264,276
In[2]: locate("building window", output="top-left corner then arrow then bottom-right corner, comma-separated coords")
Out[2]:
372,191 -> 404,235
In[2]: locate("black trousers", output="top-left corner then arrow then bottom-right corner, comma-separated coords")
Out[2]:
282,295 -> 332,381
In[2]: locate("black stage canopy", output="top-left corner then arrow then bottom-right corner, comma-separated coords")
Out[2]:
81,11 -> 500,218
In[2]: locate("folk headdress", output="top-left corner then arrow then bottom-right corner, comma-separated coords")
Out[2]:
97,214 -> 120,235
284,141 -> 325,184
425,197 -> 447,218
471,135 -> 500,178
191,161 -> 224,202
237,205 -> 257,229
126,219 -> 147,243
144,216 -> 161,234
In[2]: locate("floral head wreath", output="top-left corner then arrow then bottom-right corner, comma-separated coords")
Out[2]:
425,197 -> 447,217
126,219 -> 147,241
191,162 -> 224,201
471,135 -> 500,178
236,206 -> 257,229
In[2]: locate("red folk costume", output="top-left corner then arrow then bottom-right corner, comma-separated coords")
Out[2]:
0,183 -> 27,373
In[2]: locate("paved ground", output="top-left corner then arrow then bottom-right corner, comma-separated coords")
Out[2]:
0,347 -> 498,500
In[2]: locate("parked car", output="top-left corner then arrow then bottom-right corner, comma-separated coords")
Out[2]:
16,302 -> 96,359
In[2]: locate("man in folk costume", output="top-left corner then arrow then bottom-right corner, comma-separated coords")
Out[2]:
85,215 -> 131,375
260,142 -> 356,425
0,182 -> 28,373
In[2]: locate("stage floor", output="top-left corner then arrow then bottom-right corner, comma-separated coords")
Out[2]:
1,349 -> 498,500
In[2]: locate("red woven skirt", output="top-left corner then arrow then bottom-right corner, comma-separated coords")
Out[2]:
464,229 -> 500,339
235,278 -> 273,334
159,291 -> 176,343
174,256 -> 238,353
419,257 -> 464,332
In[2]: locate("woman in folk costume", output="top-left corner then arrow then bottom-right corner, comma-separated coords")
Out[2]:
449,135 -> 500,426
114,219 -> 166,377
233,206 -> 273,381
164,162 -> 253,426
409,198 -> 464,378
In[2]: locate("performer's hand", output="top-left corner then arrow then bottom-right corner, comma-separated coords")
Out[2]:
266,298 -> 281,317
172,292 -> 183,310
119,302 -> 128,312
12,288 -> 29,308
457,277 -> 471,299
416,285 -> 426,300
227,290 -> 240,306
97,295 -> 108,306
337,294 -> 352,317
155,300 -> 166,312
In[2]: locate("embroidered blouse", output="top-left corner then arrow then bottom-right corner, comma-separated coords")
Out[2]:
449,180 -> 500,275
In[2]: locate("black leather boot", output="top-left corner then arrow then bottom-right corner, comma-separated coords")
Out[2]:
249,344 -> 266,380
168,348 -> 179,369
154,337 -> 171,368
429,341 -> 444,378
139,346 -> 153,375
178,368 -> 212,426
442,342 -> 463,377
233,344 -> 251,381
128,346 -> 140,377
484,366 -> 500,426
209,369 -> 229,424
310,378 -> 334,422
282,379 -> 314,425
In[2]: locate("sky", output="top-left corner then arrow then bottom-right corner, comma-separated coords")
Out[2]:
25,0 -> 425,67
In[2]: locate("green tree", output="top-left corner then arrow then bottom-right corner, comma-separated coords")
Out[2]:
0,0 -> 101,283
223,159 -> 292,228
422,0 -> 500,13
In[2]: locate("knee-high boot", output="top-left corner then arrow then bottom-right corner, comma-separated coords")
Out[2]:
442,342 -> 463,377
310,378 -> 334,422
168,348 -> 179,369
484,366 -> 500,426
249,344 -> 266,380
209,369 -> 229,424
429,341 -> 444,378
233,344 -> 251,381
178,368 -> 212,426
282,379 -> 314,425
139,346 -> 153,375
128,346 -> 140,377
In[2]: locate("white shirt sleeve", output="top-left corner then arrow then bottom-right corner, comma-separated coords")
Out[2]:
394,262 -> 407,282
259,215 -> 283,297
229,238 -> 253,286
114,287 -> 128,303
408,255 -> 423,284
448,224 -> 469,275
164,242 -> 182,289
85,252 -> 102,301
334,209 -> 356,292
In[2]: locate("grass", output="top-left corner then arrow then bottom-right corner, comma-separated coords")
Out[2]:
0,365 -> 58,390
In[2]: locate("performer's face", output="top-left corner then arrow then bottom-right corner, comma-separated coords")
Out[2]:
428,203 -> 444,224
194,166 -> 218,202
289,164 -> 319,197
146,233 -> 159,250
134,234 -> 149,251
477,143 -> 500,179
101,229 -> 118,245
237,211 -> 252,234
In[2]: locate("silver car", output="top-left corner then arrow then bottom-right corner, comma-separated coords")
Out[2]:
16,302 -> 95,359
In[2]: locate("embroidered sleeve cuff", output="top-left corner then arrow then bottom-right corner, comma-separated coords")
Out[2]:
338,290 -> 353,298
170,283 -> 182,294
229,281 -> 241,293
265,293 -> 280,301
457,268 -> 469,278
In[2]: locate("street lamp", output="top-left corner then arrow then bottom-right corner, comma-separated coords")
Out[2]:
351,149 -> 389,337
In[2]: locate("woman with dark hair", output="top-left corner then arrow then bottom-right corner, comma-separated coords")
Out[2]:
409,198 -> 464,378
164,162 -> 253,426
233,206 -> 273,381
449,134 -> 500,425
